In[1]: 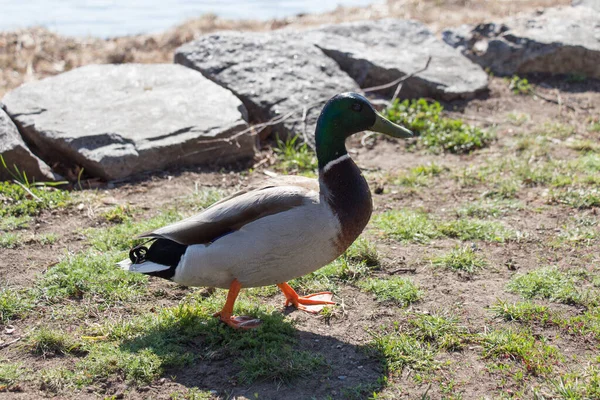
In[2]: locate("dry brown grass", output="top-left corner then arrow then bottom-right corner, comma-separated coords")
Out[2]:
0,0 -> 570,98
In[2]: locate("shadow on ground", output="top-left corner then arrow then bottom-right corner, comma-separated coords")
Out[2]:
117,309 -> 387,399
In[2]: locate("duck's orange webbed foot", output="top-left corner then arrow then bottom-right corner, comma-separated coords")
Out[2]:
277,282 -> 335,314
214,279 -> 261,329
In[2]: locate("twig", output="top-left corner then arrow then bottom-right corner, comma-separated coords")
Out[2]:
301,106 -> 308,144
12,179 -> 42,202
177,56 -> 435,159
0,336 -> 21,349
363,56 -> 432,99
533,90 -> 576,112
389,267 -> 417,274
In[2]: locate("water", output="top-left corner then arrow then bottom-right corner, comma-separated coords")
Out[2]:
0,0 -> 380,38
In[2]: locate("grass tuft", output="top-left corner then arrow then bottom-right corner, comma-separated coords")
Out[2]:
373,209 -> 439,243
0,232 -> 20,249
407,312 -> 467,351
385,99 -> 494,154
273,135 -> 317,176
27,327 -> 83,357
480,328 -> 560,376
0,181 -> 71,217
489,300 -> 553,324
507,267 -> 584,306
437,218 -> 513,242
369,329 -> 437,374
37,250 -> 148,303
432,246 -> 487,274
507,75 -> 533,95
0,288 -> 32,324
0,362 -> 29,391
358,277 -> 422,306
392,163 -> 445,187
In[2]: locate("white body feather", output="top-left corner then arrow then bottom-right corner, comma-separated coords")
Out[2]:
172,193 -> 341,288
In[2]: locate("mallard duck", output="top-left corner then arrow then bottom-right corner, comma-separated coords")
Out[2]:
118,92 -> 415,329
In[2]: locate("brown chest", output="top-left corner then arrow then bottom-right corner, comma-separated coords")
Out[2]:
320,157 -> 373,253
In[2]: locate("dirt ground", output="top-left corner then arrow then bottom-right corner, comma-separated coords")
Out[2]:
1,0 -> 600,399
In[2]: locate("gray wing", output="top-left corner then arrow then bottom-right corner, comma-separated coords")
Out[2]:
138,176 -> 319,245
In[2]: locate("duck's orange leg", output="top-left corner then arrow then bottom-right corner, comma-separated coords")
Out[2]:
277,282 -> 335,314
213,279 -> 261,329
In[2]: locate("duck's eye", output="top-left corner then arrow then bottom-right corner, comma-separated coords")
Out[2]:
351,102 -> 363,112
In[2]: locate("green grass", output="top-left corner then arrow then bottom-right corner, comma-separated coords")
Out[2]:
101,204 -> 135,223
290,238 -> 380,292
567,139 -> 600,153
0,181 -> 71,217
555,216 -> 599,246
39,367 -> 79,393
480,329 -> 560,376
0,232 -> 20,248
507,267 -> 587,306
375,209 -> 514,243
392,163 -> 445,187
507,75 -> 533,95
75,293 -> 326,385
0,362 -> 29,391
178,186 -> 230,212
27,327 -> 83,357
368,329 -> 438,374
432,246 -> 487,274
0,288 -> 32,324
456,199 -> 523,219
373,209 -> 440,243
406,312 -> 467,351
273,135 -> 317,176
507,112 -> 530,126
345,237 -> 380,268
37,250 -> 148,303
489,300 -> 553,324
550,365 -> 600,399
0,215 -> 31,231
358,277 -> 422,306
437,219 -> 513,242
85,209 -> 184,252
558,307 -> 600,340
385,99 -> 494,154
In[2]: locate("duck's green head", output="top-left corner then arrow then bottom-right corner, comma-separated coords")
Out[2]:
315,92 -> 416,169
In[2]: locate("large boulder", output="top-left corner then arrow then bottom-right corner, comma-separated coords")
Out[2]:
443,7 -> 600,78
0,106 -> 59,182
2,64 -> 253,181
175,31 -> 359,145
306,19 -> 489,100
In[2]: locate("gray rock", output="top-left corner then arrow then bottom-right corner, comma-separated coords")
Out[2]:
175,31 -> 359,145
306,19 -> 489,100
2,64 -> 253,181
0,106 -> 58,182
573,0 -> 600,12
443,7 -> 600,78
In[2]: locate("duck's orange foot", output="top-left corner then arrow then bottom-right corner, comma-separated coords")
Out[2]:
277,283 -> 335,314
214,312 -> 262,329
